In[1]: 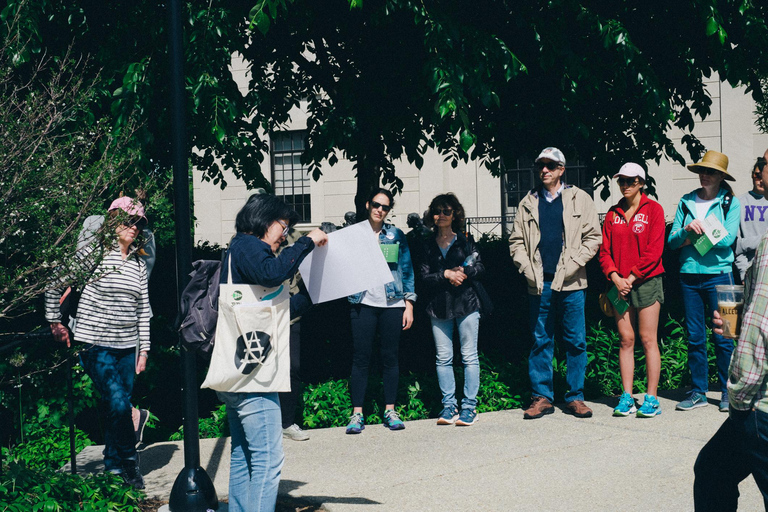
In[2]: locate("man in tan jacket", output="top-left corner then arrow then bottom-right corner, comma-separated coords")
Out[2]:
509,147 -> 602,419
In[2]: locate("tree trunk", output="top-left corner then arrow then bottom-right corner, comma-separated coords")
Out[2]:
354,155 -> 380,222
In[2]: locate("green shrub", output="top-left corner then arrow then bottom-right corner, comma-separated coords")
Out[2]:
169,403 -> 229,441
4,421 -> 94,471
302,379 -> 352,429
476,354 -> 524,412
0,460 -> 143,511
395,376 -> 430,421
584,320 -> 622,397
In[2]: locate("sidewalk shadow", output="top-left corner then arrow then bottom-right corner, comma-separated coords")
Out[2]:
204,436 -> 228,479
280,479 -> 380,507
140,443 -> 179,475
657,387 -> 722,407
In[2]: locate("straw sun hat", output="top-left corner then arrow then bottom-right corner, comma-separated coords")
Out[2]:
687,150 -> 735,181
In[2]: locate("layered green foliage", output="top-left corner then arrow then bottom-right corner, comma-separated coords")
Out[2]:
0,461 -> 143,511
4,0 -> 768,221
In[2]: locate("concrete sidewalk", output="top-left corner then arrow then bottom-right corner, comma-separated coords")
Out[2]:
70,390 -> 764,511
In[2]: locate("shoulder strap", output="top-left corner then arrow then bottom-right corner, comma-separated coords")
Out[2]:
722,192 -> 733,218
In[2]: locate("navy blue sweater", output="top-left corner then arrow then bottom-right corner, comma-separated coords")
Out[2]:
538,194 -> 564,275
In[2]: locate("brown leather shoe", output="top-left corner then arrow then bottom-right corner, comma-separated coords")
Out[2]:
565,400 -> 593,418
523,396 -> 555,419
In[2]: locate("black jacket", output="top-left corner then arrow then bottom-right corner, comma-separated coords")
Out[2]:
418,232 -> 485,320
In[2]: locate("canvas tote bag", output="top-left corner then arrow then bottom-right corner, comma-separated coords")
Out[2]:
201,256 -> 291,393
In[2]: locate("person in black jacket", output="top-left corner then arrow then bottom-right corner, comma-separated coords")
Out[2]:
419,193 -> 486,426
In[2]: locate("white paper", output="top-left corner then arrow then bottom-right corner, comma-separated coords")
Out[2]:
299,221 -> 394,304
702,213 -> 727,245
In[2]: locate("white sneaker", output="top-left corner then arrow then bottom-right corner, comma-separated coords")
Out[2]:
282,424 -> 310,441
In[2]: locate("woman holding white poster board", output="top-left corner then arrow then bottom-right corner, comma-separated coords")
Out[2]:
345,188 -> 417,434
667,150 -> 740,413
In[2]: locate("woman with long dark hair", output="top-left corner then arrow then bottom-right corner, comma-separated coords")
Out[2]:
346,188 -> 417,434
667,150 -> 740,413
419,193 -> 486,426
217,193 -> 327,512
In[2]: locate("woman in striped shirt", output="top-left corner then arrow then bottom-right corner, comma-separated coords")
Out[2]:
46,196 -> 150,489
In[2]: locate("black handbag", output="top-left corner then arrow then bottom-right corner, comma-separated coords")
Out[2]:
472,281 -> 494,316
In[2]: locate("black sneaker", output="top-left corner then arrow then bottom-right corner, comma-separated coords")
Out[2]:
121,459 -> 145,490
135,408 -> 149,448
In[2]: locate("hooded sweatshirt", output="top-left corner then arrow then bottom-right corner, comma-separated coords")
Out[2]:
735,190 -> 768,280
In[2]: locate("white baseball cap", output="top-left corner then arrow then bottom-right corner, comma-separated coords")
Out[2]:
535,147 -> 566,166
613,162 -> 646,180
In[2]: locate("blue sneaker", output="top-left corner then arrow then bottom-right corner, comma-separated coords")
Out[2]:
613,392 -> 637,417
676,392 -> 708,411
436,405 -> 459,425
719,393 -> 729,413
345,412 -> 365,434
383,409 -> 405,431
455,408 -> 477,426
637,394 -> 662,418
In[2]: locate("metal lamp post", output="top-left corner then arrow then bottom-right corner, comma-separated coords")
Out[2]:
166,0 -> 218,509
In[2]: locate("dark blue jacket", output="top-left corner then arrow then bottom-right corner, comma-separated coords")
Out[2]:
221,232 -> 314,287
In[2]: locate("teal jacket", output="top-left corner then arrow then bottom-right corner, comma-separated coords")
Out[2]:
667,188 -> 740,274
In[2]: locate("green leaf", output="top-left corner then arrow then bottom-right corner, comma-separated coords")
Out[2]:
459,130 -> 475,152
253,10 -> 270,35
705,17 -> 718,36
717,26 -> 727,45
349,0 -> 363,9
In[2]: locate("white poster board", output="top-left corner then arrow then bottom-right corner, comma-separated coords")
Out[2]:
299,221 -> 394,304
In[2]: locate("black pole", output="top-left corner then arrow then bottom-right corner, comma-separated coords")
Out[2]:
67,356 -> 77,475
167,0 -> 217,509
499,158 -> 507,236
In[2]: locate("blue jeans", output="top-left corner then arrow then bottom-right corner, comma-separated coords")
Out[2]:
680,273 -> 735,395
79,344 -> 136,472
528,282 -> 587,403
217,392 -> 284,512
431,311 -> 481,410
694,409 -> 768,510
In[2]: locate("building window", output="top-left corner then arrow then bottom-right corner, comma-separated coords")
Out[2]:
271,130 -> 311,222
502,156 -> 594,211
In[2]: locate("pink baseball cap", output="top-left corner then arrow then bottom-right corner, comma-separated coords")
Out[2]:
108,196 -> 147,222
613,163 -> 646,180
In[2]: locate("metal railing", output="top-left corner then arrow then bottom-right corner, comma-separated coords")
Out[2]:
465,212 -> 608,238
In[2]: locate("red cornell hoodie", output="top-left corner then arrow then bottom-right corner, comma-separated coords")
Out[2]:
599,194 -> 665,283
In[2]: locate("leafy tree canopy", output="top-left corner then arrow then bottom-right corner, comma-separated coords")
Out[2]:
249,0 -> 768,203
3,0 -> 768,215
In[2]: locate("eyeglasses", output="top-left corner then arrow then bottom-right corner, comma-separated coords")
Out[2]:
697,167 -> 721,176
535,161 -> 562,171
370,201 -> 392,212
617,177 -> 639,187
277,220 -> 290,237
432,208 -> 454,217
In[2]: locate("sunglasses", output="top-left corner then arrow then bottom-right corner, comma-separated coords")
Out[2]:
617,177 -> 639,187
120,216 -> 147,230
432,208 -> 454,216
277,220 -> 290,238
535,161 -> 562,171
370,201 -> 392,212
697,167 -> 721,176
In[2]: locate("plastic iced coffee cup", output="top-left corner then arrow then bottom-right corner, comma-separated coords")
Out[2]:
716,284 -> 744,339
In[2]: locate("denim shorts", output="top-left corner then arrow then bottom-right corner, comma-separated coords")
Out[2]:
628,275 -> 664,308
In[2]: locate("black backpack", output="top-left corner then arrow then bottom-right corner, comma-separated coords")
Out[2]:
177,257 -> 224,357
